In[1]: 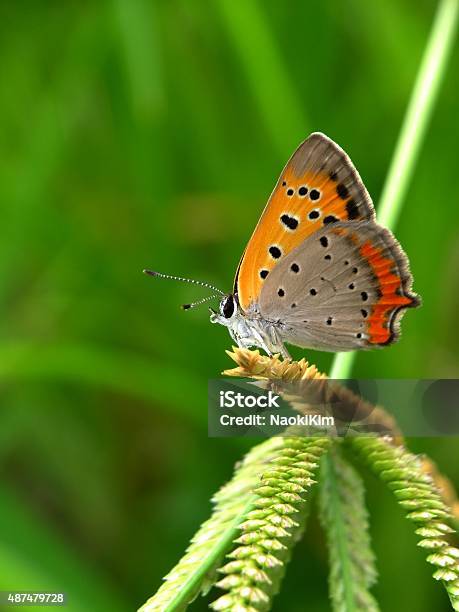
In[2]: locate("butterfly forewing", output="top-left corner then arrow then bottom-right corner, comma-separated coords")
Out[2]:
258,221 -> 419,352
235,132 -> 375,311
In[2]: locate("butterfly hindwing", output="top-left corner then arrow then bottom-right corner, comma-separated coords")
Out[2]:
235,132 -> 375,311
258,221 -> 419,352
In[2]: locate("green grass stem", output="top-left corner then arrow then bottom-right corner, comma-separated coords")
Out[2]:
216,0 -> 308,156
330,0 -> 459,380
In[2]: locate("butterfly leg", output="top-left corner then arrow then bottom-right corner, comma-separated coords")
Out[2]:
239,325 -> 274,356
236,327 -> 291,360
249,321 -> 292,360
263,322 -> 292,360
278,344 -> 292,360
265,339 -> 291,360
212,307 -> 292,359
228,320 -> 279,357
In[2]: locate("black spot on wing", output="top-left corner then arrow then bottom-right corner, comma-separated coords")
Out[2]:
346,198 -> 360,219
280,214 -> 299,230
310,189 -> 321,201
337,183 -> 349,199
269,245 -> 282,259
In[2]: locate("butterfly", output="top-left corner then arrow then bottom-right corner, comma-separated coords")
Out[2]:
145,133 -> 420,359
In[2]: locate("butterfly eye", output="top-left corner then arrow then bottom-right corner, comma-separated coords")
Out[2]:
220,294 -> 235,319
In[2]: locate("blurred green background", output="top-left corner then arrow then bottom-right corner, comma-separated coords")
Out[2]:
0,1 -> 458,610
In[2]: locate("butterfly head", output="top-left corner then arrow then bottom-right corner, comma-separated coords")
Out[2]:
210,293 -> 238,324
220,294 -> 237,319
209,292 -> 271,353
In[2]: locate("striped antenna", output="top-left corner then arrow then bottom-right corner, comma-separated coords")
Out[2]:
181,294 -> 221,310
143,269 -> 225,297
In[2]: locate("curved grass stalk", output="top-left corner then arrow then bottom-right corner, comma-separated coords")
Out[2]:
138,437 -> 284,611
210,437 -> 331,611
349,436 -> 459,610
139,436 -> 331,612
330,0 -> 459,381
319,448 -> 378,612
139,347 -> 459,610
139,350 -> 327,611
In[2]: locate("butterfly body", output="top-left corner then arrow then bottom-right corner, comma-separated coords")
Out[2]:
210,294 -> 290,358
210,133 -> 420,358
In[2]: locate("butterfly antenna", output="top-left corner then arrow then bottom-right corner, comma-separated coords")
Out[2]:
181,294 -> 221,310
143,269 -> 225,296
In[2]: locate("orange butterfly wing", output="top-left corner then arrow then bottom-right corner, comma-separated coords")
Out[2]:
235,133 -> 376,311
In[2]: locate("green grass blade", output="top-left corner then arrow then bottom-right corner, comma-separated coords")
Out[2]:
139,437 -> 331,611
319,449 -> 379,612
0,342 -> 204,424
377,0 -> 459,229
137,438 -> 283,611
112,0 -> 164,119
210,438 -> 330,611
215,0 -> 308,156
330,0 -> 459,380
350,437 -> 459,610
